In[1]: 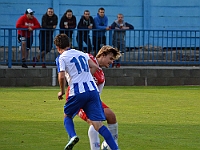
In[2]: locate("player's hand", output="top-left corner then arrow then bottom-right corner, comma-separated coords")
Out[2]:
58,91 -> 64,100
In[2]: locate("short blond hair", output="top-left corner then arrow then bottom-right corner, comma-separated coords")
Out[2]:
96,45 -> 121,60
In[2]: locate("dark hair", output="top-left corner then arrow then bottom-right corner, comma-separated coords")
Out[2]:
84,10 -> 90,13
66,9 -> 73,14
54,34 -> 70,49
98,7 -> 105,12
47,7 -> 53,10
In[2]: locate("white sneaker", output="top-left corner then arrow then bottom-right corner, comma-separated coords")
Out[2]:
64,136 -> 79,150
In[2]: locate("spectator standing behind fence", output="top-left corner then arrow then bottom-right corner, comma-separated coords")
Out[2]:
76,10 -> 94,54
93,7 -> 110,56
59,9 -> 76,47
33,8 -> 58,68
111,13 -> 134,68
16,8 -> 40,68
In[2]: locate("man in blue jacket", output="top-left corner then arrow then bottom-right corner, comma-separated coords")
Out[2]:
93,7 -> 110,56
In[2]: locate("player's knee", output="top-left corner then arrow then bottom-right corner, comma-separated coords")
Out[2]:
64,113 -> 72,119
64,113 -> 67,118
91,121 -> 103,131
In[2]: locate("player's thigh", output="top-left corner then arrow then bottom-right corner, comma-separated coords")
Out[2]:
101,101 -> 117,123
104,107 -> 117,124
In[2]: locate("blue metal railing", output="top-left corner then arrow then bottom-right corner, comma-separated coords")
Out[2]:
0,28 -> 200,68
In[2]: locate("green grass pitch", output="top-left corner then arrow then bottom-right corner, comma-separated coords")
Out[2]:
0,86 -> 200,150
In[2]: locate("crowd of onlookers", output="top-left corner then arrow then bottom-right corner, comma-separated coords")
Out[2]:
16,7 -> 134,68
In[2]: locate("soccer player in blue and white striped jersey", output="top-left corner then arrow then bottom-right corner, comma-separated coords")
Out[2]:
54,34 -> 119,150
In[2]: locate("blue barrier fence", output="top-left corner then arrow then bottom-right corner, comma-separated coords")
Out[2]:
0,28 -> 200,68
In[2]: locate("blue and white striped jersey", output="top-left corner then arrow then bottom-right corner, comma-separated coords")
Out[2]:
56,49 -> 98,96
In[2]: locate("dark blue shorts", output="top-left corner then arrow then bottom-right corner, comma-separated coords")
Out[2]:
64,90 -> 105,121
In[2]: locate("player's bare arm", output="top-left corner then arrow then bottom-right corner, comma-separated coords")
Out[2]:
88,59 -> 98,75
58,71 -> 66,100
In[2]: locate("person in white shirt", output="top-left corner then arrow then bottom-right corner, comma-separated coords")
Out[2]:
65,46 -> 121,150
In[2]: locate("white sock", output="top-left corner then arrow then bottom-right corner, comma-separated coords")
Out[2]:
103,123 -> 118,146
88,125 -> 100,150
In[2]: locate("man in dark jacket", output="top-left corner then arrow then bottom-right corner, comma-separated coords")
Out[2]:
76,10 -> 94,53
33,7 -> 58,68
111,13 -> 134,68
59,9 -> 76,46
